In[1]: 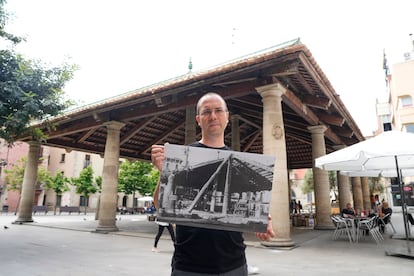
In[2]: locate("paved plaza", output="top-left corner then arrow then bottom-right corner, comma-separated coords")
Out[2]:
0,212 -> 413,276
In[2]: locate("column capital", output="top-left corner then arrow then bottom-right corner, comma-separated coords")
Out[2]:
255,83 -> 287,98
307,125 -> 327,134
231,114 -> 241,121
103,121 -> 125,131
27,140 -> 41,147
333,144 -> 346,151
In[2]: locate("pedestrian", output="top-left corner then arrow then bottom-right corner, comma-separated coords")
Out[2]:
290,199 -> 297,214
152,218 -> 176,253
297,200 -> 303,214
151,92 -> 275,275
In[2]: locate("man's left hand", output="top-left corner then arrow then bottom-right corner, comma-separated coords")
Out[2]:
255,215 -> 276,241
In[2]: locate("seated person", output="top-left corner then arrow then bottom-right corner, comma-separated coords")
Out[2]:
378,201 -> 392,233
147,202 -> 156,214
341,203 -> 355,218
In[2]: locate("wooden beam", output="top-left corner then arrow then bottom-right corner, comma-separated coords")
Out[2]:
302,95 -> 331,110
330,126 -> 354,138
282,89 -> 320,124
141,121 -> 185,155
241,130 -> 262,152
77,127 -> 100,143
318,113 -> 345,127
120,116 -> 156,146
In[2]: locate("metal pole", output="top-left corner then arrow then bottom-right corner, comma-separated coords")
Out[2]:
395,156 -> 411,242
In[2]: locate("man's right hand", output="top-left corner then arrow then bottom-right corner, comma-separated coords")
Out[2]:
151,144 -> 165,171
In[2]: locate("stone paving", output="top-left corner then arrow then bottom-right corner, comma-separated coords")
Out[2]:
0,212 -> 413,275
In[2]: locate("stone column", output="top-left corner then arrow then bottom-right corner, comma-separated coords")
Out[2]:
333,145 -> 352,211
256,83 -> 294,247
308,125 -> 334,230
361,177 -> 371,212
351,177 -> 363,213
231,114 -> 241,151
15,141 -> 40,223
337,172 -> 352,211
185,106 -> 196,145
96,121 -> 125,232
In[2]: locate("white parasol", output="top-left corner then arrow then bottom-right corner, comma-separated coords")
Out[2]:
138,196 -> 154,202
315,130 -> 414,258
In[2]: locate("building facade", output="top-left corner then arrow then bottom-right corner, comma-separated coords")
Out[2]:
0,140 -> 144,213
377,41 -> 414,207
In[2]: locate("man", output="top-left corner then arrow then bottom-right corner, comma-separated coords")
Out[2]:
151,92 -> 275,275
341,203 -> 355,218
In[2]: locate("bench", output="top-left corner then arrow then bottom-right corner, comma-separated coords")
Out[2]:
118,207 -> 146,214
32,205 -> 48,214
59,206 -> 81,215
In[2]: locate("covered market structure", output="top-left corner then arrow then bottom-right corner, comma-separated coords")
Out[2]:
16,38 -> 366,247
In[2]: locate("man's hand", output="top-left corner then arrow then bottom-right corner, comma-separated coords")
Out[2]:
255,215 -> 276,241
151,144 -> 165,171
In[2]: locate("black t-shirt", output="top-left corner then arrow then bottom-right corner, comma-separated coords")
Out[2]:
341,208 -> 355,216
382,207 -> 392,223
172,142 -> 246,273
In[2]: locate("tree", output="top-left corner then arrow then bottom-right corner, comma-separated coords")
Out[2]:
4,156 -> 49,213
118,160 -> 159,206
44,171 -> 71,214
4,156 -> 49,191
0,0 -> 77,144
369,176 -> 384,195
0,0 -> 23,44
301,169 -> 338,207
301,169 -> 313,195
328,171 -> 338,202
70,166 -> 99,215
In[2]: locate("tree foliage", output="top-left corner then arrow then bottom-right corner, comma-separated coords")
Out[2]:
301,169 -> 337,198
44,171 -> 71,213
70,166 -> 101,214
118,160 -> 159,196
44,171 -> 71,195
4,156 -> 49,191
71,166 -> 98,197
301,169 -> 314,195
0,0 -> 23,44
328,171 -> 338,201
0,0 -> 77,144
369,176 -> 384,194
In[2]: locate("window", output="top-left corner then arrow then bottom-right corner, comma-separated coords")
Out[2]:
399,95 -> 413,108
60,153 -> 66,163
80,196 -> 89,207
83,154 -> 91,168
405,123 -> 414,134
383,122 -> 392,132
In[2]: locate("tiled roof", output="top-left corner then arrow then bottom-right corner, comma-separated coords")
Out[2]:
22,38 -> 364,169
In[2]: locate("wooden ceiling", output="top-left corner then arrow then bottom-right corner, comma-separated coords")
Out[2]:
21,38 -> 365,169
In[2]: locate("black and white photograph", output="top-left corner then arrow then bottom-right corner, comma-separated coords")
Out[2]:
157,144 -> 275,233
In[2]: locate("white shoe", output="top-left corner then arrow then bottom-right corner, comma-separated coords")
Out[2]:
151,247 -> 160,253
248,265 -> 259,275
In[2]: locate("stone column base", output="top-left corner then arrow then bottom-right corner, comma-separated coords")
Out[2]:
95,225 -> 119,233
13,218 -> 34,224
261,238 -> 295,248
314,225 -> 335,230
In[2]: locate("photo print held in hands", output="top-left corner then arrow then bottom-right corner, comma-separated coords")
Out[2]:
157,144 -> 275,233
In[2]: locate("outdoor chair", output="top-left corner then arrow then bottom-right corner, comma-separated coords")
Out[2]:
407,213 -> 414,233
356,215 -> 384,244
331,215 -> 353,243
378,213 -> 396,234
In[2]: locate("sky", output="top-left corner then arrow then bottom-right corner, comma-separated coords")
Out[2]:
3,0 -> 414,137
